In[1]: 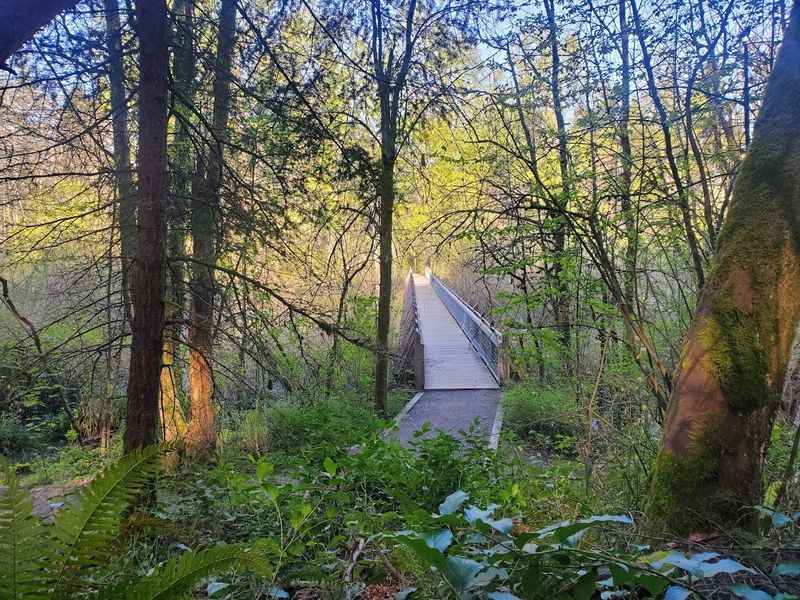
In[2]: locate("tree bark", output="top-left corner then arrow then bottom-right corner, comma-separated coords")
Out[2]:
647,1 -> 800,533
371,0 -> 417,416
160,0 -> 196,454
186,0 -> 236,459
103,0 -> 136,327
618,0 -> 637,353
124,0 -> 169,453
544,0 -> 572,369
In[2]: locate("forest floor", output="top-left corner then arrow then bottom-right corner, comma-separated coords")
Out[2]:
4,388 -> 800,598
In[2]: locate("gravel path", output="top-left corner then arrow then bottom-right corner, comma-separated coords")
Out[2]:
393,389 -> 501,446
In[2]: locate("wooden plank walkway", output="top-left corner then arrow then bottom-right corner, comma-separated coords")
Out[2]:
413,274 -> 498,390
391,274 -> 502,447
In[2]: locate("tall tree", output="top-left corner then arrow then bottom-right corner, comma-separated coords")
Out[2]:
629,0 -> 706,289
124,0 -> 169,453
543,0 -> 572,367
159,0 -> 196,453
103,0 -> 136,326
647,0 -> 800,532
372,0 -> 418,416
186,0 -> 237,458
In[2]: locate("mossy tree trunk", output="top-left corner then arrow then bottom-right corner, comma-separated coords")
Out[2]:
647,1 -> 800,533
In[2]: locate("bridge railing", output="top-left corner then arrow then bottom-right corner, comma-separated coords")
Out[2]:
425,267 -> 507,384
396,270 -> 425,389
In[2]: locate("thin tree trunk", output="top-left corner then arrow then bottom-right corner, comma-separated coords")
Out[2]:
618,0 -> 637,352
186,0 -> 236,459
374,149 -> 394,416
104,0 -> 136,326
544,0 -> 572,369
647,2 -> 800,533
124,0 -> 169,453
371,0 -> 417,416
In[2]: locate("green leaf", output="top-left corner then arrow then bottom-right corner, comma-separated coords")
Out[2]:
609,563 -> 630,587
395,535 -> 447,572
464,505 -> 513,533
206,581 -> 229,597
439,491 -> 469,515
444,556 -> 483,597
755,506 -> 793,528
730,585 -> 774,600
287,540 -> 305,556
665,586 -> 691,600
631,572 -> 669,597
488,593 -> 521,600
256,459 -> 274,480
571,569 -> 596,600
698,558 -> 753,578
395,587 -> 417,600
50,445 -> 161,595
323,457 -> 338,477
0,467 -> 49,600
537,514 -> 632,545
422,529 -> 453,552
107,544 -> 266,600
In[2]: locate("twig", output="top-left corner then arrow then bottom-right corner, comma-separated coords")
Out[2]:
0,275 -> 42,353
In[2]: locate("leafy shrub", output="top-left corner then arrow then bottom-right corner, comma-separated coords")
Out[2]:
262,397 -> 382,454
0,446 -> 266,599
503,383 -> 577,448
392,489 -> 760,599
0,416 -> 40,454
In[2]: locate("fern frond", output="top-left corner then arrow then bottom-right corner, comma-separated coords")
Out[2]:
0,468 -> 49,600
49,445 -> 161,595
103,544 -> 268,600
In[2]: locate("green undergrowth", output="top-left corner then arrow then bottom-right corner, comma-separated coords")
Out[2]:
502,382 -> 578,452
5,394 -> 800,598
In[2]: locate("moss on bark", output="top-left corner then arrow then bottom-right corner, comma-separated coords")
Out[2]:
646,1 -> 800,533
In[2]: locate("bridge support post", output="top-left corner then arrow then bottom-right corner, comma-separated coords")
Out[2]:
414,337 -> 425,390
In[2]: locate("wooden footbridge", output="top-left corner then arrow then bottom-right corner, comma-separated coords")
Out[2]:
394,268 -> 506,447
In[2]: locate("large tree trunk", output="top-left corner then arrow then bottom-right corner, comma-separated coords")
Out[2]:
186,0 -> 236,459
160,0 -> 196,454
103,0 -> 136,327
647,1 -> 800,533
124,0 -> 169,453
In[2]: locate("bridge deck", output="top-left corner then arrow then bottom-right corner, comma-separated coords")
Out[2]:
413,274 -> 499,390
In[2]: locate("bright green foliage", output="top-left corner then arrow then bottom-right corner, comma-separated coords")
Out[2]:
0,446 -> 263,598
393,490 -> 756,599
49,445 -> 161,593
502,383 -> 577,447
101,544 -> 269,600
0,467 -> 48,600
